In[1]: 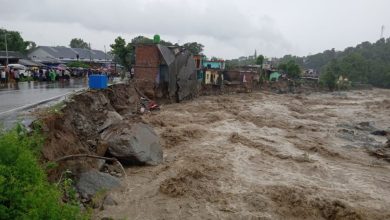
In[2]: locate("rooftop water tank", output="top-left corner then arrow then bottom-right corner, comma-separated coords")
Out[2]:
153,34 -> 160,44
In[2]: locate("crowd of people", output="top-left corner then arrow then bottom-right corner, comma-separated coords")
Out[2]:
0,65 -> 115,87
0,66 -> 22,84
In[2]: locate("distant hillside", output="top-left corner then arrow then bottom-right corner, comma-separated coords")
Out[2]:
280,38 -> 390,88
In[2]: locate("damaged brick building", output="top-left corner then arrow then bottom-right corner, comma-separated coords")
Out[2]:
134,44 -> 198,102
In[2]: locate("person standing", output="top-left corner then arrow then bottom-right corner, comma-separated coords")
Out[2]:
130,67 -> 134,79
14,69 -> 20,83
64,69 -> 70,80
0,68 -> 6,85
49,69 -> 56,82
9,68 -> 15,83
44,68 -> 49,81
38,68 -> 44,81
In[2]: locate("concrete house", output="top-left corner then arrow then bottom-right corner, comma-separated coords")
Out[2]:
202,59 -> 225,85
193,54 -> 204,81
0,51 -> 23,65
202,60 -> 225,69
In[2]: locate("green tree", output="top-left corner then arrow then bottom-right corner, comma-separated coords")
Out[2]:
130,35 -> 174,46
26,41 -> 37,51
339,53 -> 368,82
0,29 -> 32,53
210,56 -> 223,61
301,37 -> 390,88
131,36 -> 154,44
278,60 -> 301,78
256,55 -> 264,66
279,54 -> 304,67
69,38 -> 90,49
182,42 -> 204,55
110,36 -> 133,70
67,61 -> 90,68
320,59 -> 340,90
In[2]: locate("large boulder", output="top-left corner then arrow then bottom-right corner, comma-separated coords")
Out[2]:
101,123 -> 163,165
98,111 -> 123,132
76,170 -> 121,198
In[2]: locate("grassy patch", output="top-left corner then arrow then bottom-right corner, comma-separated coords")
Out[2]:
0,125 -> 88,219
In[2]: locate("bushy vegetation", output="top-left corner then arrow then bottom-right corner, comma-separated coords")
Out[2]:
320,59 -> 339,90
67,61 -> 90,69
0,125 -> 86,220
306,38 -> 390,88
273,38 -> 390,88
0,29 -> 36,53
278,60 -> 301,78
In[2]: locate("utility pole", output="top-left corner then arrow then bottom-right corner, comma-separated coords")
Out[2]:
104,45 -> 107,62
4,33 -> 9,66
254,49 -> 257,60
89,42 -> 92,63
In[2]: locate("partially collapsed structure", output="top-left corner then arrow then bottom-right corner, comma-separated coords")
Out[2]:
134,44 -> 198,102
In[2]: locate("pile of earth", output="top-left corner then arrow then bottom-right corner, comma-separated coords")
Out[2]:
36,82 -> 163,182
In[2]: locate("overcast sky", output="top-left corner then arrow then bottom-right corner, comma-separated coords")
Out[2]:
0,0 -> 389,59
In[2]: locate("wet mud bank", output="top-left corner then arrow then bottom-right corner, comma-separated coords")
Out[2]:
37,82 -> 163,181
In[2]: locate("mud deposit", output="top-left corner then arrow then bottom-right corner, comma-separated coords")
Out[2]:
96,89 -> 390,220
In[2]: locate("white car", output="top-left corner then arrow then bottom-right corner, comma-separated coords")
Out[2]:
7,64 -> 30,77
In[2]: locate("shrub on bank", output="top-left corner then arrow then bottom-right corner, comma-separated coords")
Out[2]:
0,125 -> 87,220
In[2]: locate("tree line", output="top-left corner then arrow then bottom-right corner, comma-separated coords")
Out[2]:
0,29 -> 36,53
280,38 -> 390,88
0,28 -> 97,54
2,27 -> 389,88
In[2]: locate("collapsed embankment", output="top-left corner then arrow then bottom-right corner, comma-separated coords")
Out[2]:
37,82 -> 163,181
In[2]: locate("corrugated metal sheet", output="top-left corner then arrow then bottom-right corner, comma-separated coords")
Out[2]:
0,51 -> 24,58
28,46 -> 112,61
176,51 -> 197,101
157,45 -> 175,66
18,59 -> 45,67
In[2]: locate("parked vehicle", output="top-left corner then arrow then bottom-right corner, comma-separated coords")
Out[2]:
7,64 -> 30,77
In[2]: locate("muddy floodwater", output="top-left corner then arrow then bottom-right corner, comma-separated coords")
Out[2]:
96,89 -> 390,220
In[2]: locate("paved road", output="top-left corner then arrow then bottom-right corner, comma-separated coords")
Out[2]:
0,79 -> 87,114
0,79 -> 87,128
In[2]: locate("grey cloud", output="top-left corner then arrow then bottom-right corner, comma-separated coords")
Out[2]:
0,0 -> 292,58
1,0 -> 389,58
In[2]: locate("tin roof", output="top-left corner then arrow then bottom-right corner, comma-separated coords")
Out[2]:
28,46 -> 112,61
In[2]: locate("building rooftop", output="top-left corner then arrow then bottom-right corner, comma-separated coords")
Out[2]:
0,51 -> 24,59
28,46 -> 112,62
